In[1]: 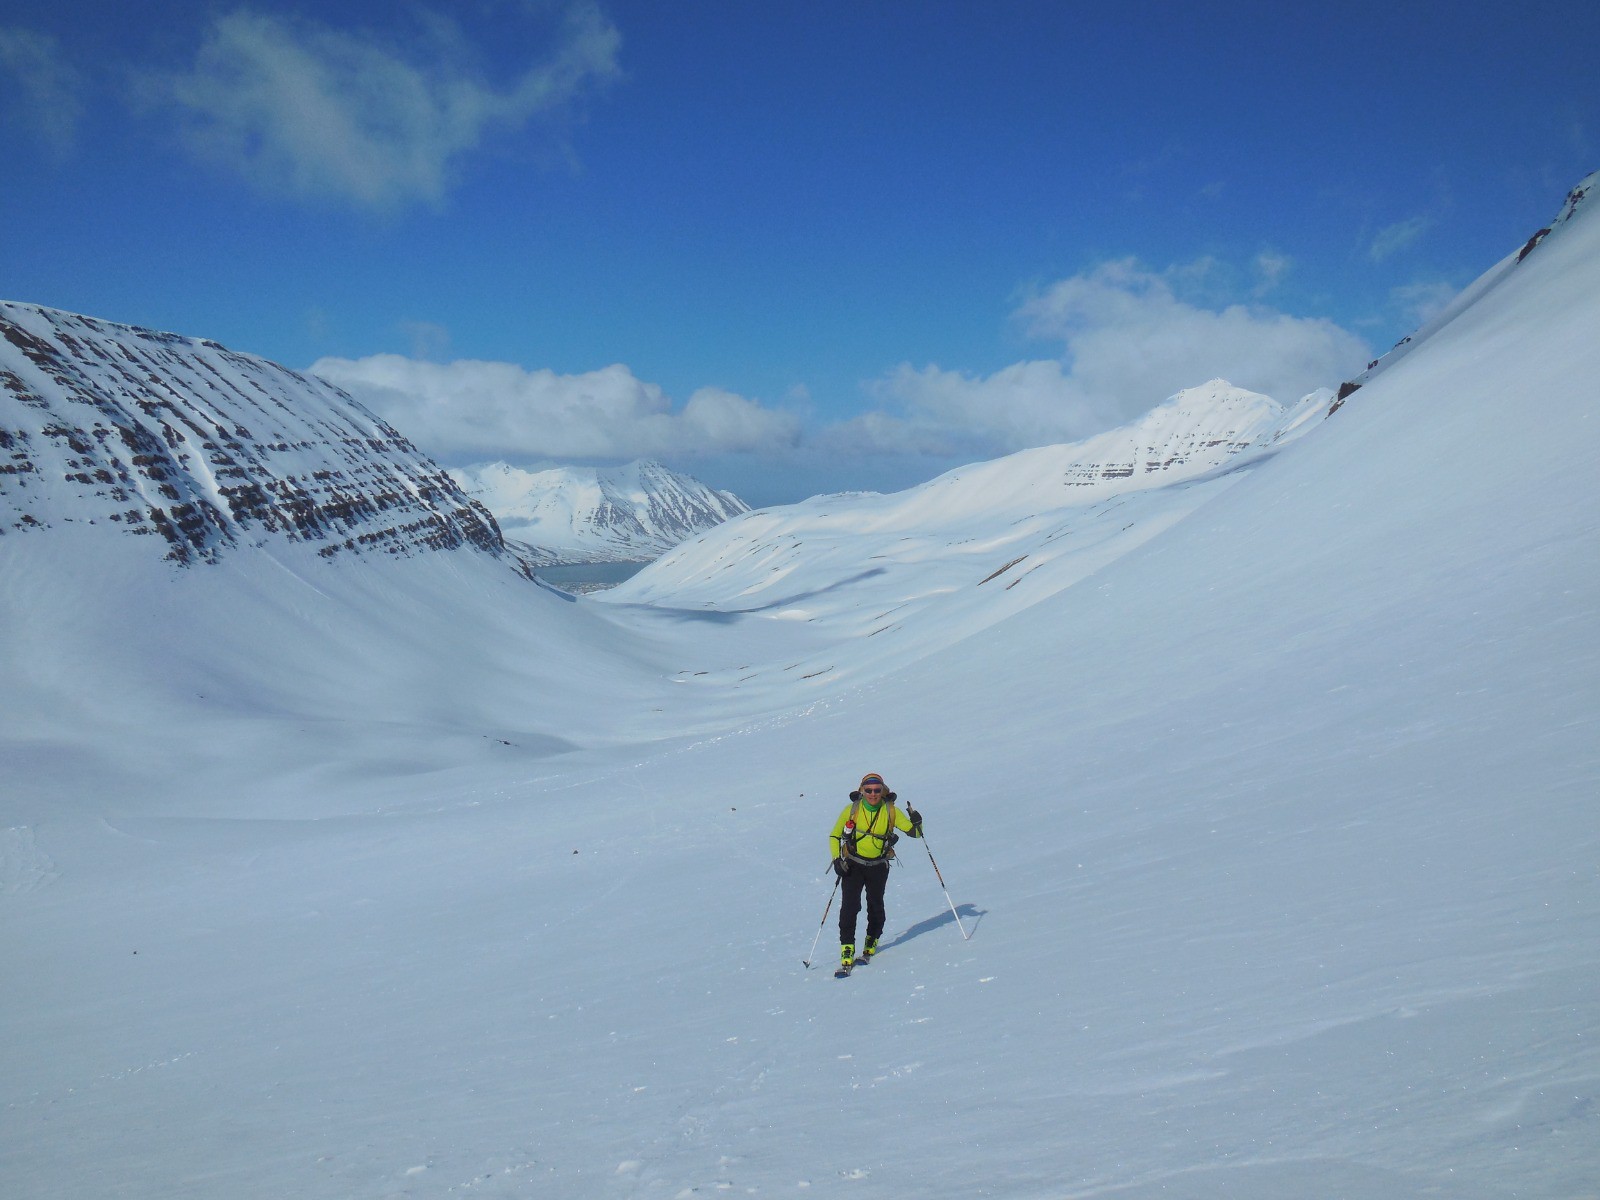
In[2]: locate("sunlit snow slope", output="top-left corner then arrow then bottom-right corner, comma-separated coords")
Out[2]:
602,379 -> 1335,689
0,308 -> 742,819
2,173 -> 1597,1200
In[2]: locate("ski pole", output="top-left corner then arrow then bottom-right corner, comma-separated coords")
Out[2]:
919,832 -> 970,940
802,874 -> 841,968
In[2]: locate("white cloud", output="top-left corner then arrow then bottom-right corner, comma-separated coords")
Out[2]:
142,3 -> 620,209
0,26 -> 84,156
316,257 -> 1373,473
1251,250 -> 1292,296
311,355 -> 802,461
854,258 -> 1371,455
1391,281 -> 1458,327
1368,215 -> 1432,262
855,360 -> 1091,455
398,320 -> 451,361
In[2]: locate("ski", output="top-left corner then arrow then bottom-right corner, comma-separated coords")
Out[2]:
833,962 -> 854,978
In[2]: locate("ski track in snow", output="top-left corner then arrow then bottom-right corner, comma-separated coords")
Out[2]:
0,825 -> 58,894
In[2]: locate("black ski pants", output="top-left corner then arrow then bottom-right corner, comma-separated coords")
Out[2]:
839,860 -> 890,947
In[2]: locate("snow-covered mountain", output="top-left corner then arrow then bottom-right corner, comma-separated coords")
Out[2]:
449,458 -> 749,563
3,172 -> 1597,1200
0,302 -> 516,569
0,302 -> 692,812
602,379 -> 1335,684
1343,171 -> 1599,397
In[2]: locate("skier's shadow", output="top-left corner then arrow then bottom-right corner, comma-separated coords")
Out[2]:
881,903 -> 985,950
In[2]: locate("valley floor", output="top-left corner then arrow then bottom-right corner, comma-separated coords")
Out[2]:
4,522 -> 1597,1199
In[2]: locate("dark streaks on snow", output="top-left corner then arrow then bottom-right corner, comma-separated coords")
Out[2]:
0,304 -> 519,570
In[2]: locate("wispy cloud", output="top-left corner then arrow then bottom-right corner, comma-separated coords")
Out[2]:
1368,215 -> 1432,262
1391,280 -> 1458,326
1251,250 -> 1292,296
140,3 -> 620,210
398,320 -> 452,361
311,355 -> 802,462
0,26 -> 85,157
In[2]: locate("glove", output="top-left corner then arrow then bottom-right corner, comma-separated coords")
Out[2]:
832,856 -> 850,878
907,807 -> 923,836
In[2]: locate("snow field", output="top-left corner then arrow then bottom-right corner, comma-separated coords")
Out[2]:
3,174 -> 1598,1197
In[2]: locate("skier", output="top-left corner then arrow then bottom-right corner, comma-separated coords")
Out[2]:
828,772 -> 923,974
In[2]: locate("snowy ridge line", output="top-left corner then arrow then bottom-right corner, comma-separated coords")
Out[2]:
597,381 -> 1326,692
1339,167 -> 1599,397
0,301 -> 517,568
617,378 -> 1322,602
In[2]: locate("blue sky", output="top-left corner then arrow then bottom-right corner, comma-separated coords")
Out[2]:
3,1 -> 1596,505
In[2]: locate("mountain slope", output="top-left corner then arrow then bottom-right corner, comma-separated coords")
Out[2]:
1340,171 -> 1597,397
450,458 -> 749,563
0,307 -> 727,820
0,303 -> 511,567
601,380 -> 1333,689
2,173 -> 1597,1200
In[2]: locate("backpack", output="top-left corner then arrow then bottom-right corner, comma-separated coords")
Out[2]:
842,790 -> 900,865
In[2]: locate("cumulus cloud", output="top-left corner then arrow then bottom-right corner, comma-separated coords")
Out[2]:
853,360 -> 1090,455
316,256 -> 1372,472
1368,215 -> 1432,262
311,354 -> 802,462
141,3 -> 619,209
852,258 -> 1371,455
0,26 -> 84,156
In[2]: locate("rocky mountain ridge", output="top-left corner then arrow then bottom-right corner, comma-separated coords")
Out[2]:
0,303 -> 519,570
450,458 -> 749,564
1340,168 -> 1598,397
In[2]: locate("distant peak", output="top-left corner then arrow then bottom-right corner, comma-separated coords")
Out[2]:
449,457 -> 749,563
1135,380 -> 1285,430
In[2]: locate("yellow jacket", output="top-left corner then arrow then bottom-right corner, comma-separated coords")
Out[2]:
829,798 -> 919,863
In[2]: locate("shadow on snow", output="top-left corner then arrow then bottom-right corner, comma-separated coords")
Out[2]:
881,902 -> 985,951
